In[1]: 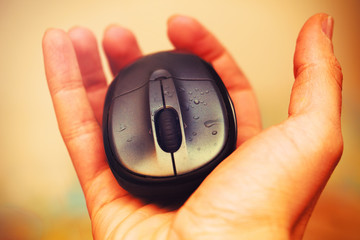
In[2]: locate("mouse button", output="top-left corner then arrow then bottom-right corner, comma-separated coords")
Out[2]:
108,87 -> 175,177
112,63 -> 150,97
172,80 -> 228,174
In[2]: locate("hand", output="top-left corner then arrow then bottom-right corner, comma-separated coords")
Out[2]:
42,13 -> 343,239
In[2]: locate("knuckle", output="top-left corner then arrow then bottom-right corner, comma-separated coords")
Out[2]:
62,119 -> 99,143
326,55 -> 343,89
295,55 -> 343,90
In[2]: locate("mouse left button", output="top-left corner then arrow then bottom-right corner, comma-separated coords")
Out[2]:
107,84 -> 175,177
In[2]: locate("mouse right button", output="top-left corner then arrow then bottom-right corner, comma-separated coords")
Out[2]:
173,79 -> 229,174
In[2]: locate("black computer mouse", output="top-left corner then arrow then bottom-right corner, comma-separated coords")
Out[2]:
102,51 -> 237,199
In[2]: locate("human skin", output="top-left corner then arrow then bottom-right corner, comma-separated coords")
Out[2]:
42,13 -> 343,239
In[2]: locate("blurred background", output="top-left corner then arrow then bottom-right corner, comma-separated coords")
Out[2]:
0,0 -> 359,239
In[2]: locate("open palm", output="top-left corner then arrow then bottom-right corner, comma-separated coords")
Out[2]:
43,14 -> 343,239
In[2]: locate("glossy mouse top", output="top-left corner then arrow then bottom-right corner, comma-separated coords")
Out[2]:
102,51 -> 236,199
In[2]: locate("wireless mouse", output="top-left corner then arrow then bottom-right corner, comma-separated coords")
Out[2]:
102,51 -> 237,199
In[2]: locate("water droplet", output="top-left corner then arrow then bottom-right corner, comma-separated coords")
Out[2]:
205,90 -> 209,94
119,125 -> 127,132
204,120 -> 218,128
195,88 -> 199,92
192,132 -> 197,136
188,91 -> 193,95
200,92 -> 204,95
127,138 -> 133,142
194,99 -> 200,105
203,102 -> 207,106
193,116 -> 199,120
212,131 -> 218,135
188,137 -> 193,141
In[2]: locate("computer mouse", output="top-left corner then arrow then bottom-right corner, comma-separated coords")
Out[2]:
102,51 -> 237,199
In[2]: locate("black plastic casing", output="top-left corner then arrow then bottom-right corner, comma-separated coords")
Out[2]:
102,51 -> 237,200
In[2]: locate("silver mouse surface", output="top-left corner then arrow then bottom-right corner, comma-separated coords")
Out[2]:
102,51 -> 237,199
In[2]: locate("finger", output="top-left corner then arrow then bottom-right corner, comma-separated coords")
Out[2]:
42,29 -> 109,189
291,14 -> 343,122
68,27 -> 108,124
102,25 -> 142,76
167,15 -> 261,144
171,14 -> 343,238
167,15 -> 249,91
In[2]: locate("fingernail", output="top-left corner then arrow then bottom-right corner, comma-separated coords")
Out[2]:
322,15 -> 334,40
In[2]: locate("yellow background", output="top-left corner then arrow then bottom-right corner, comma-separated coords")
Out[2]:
0,0 -> 359,239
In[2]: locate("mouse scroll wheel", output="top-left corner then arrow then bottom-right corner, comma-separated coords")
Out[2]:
155,108 -> 182,153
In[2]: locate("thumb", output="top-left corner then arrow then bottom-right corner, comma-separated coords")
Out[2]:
291,13 -> 343,121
